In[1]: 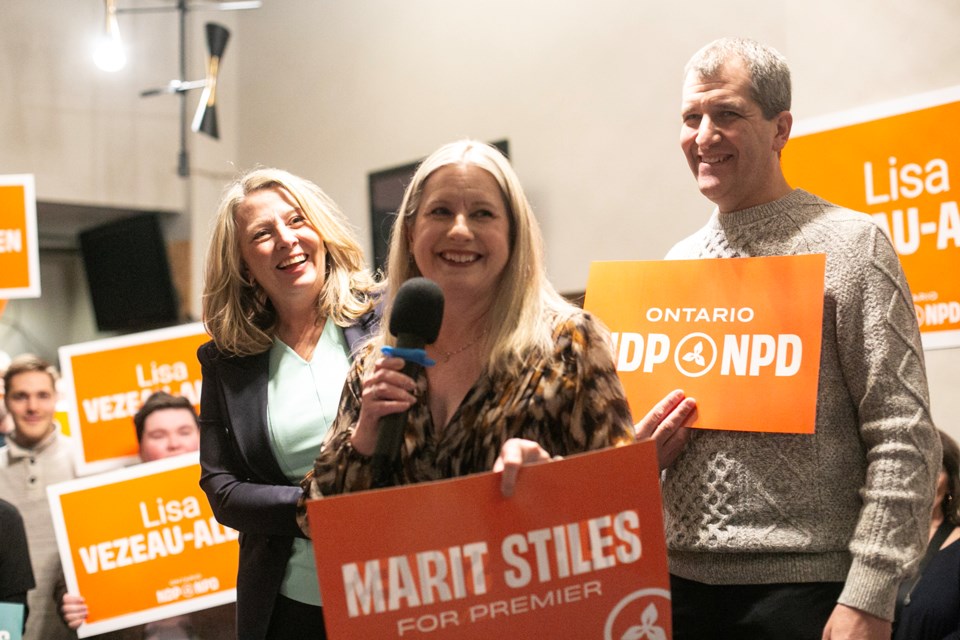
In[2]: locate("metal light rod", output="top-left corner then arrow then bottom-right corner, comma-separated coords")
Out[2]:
117,1 -> 261,14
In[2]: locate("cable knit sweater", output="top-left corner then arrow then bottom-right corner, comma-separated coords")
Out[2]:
0,429 -> 77,640
662,188 -> 941,620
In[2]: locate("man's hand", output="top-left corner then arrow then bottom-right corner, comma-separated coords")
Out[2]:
634,389 -> 697,470
822,604 -> 891,640
61,592 -> 88,630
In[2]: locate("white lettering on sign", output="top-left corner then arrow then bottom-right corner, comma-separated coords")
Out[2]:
645,307 -> 755,323
721,334 -> 803,377
342,542 -> 489,618
0,229 -> 22,253
140,496 -> 201,528
612,332 -> 802,377
136,361 -> 190,388
340,509 -> 641,620
864,157 -> 950,205
501,510 -> 641,588
80,381 -> 201,424
871,202 -> 960,255
915,301 -> 960,327
156,577 -> 220,604
77,515 -> 237,575
397,609 -> 460,636
466,580 -> 602,624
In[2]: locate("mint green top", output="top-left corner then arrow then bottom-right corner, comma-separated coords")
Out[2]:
267,320 -> 350,606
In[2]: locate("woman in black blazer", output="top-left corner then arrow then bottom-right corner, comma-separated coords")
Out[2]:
198,168 -> 380,640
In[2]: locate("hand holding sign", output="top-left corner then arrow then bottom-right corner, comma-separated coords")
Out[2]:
59,594 -> 87,630
585,255 -> 825,434
492,438 -> 553,498
494,387 -> 698,495
307,441 -> 671,640
633,389 -> 697,471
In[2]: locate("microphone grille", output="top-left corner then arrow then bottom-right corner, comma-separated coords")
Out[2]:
389,277 -> 444,344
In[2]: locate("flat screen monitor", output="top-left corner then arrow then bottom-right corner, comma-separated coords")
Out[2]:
78,213 -> 180,332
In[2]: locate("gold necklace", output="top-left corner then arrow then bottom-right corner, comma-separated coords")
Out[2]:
438,331 -> 486,363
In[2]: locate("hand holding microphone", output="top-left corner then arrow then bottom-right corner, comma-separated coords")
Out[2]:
354,278 -> 443,488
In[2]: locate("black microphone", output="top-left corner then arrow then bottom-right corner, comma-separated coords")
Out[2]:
370,277 -> 444,488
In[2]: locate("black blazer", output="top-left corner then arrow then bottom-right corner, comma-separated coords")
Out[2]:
197,311 -> 378,640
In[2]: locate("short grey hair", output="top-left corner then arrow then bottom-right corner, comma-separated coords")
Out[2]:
685,37 -> 791,119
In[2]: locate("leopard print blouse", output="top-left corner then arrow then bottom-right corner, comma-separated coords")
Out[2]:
297,309 -> 635,533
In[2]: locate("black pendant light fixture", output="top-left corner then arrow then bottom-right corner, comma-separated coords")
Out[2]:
93,1 -> 260,177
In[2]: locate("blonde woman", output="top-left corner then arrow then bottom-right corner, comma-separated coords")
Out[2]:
198,168 -> 379,640
299,140 -> 694,507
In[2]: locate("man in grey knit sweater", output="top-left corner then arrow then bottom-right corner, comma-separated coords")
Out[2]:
0,354 -> 76,640
663,37 -> 942,639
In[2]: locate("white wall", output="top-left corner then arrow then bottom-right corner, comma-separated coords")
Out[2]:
1,0 -> 958,438
0,0 -> 240,354
230,0 -> 960,436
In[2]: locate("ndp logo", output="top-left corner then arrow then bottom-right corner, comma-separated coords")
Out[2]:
612,307 -> 803,378
914,300 -> 960,328
612,331 -> 803,378
610,305 -> 804,379
604,588 -> 671,640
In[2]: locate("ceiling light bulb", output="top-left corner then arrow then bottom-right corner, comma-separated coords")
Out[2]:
93,34 -> 126,72
94,0 -> 125,72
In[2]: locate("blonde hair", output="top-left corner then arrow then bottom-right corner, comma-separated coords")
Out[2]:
202,168 -> 379,356
373,140 -> 574,376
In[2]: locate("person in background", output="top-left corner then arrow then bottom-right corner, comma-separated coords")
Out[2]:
198,168 -> 380,640
0,497 -> 35,633
0,354 -> 76,640
662,37 -> 941,639
893,429 -> 960,639
0,371 -> 16,447
56,391 -> 235,639
298,139 -> 694,513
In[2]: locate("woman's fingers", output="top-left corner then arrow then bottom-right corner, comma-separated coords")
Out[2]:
495,438 -> 552,498
353,357 -> 418,455
364,357 -> 417,402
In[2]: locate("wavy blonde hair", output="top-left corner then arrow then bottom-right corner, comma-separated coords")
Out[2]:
370,140 -> 574,377
202,168 -> 379,356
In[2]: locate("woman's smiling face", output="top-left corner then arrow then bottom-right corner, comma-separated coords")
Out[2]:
236,186 -> 326,308
409,164 -> 511,306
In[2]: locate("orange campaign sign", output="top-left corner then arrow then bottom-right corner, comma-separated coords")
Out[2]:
58,323 -> 209,475
584,255 -> 825,433
47,452 -> 238,638
0,174 -> 41,299
308,441 -> 670,640
782,86 -> 960,350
